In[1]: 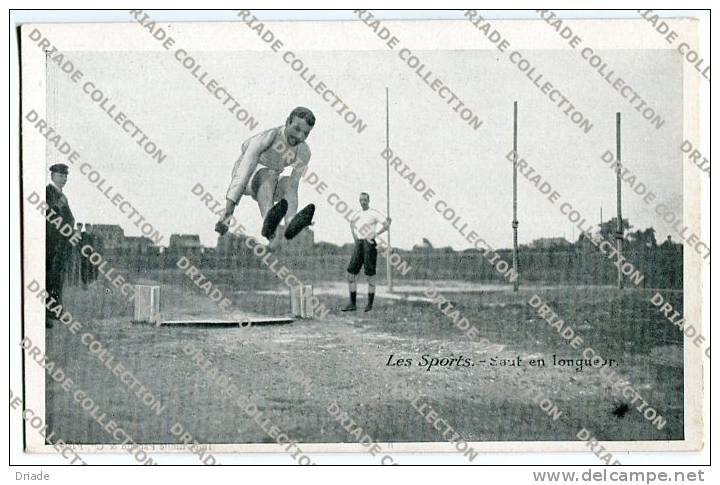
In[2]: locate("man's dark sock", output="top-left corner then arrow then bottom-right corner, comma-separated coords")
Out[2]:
342,291 -> 357,311
364,292 -> 375,312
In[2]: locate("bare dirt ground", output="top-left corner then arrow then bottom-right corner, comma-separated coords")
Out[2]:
45,278 -> 683,446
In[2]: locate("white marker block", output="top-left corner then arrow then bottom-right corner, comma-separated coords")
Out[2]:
290,285 -> 314,319
133,285 -> 161,324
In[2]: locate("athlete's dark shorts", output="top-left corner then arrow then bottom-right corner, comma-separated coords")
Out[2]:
347,239 -> 378,276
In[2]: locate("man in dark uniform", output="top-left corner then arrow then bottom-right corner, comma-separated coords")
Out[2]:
46,163 -> 75,328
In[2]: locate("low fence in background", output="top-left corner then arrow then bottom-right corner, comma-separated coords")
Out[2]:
64,245 -> 683,290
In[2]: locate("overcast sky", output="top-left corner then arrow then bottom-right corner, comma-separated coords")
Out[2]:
45,46 -> 683,249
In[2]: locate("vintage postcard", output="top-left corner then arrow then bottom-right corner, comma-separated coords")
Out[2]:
17,10 -> 707,464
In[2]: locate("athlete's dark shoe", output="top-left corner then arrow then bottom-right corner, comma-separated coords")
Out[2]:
285,204 -> 315,240
341,304 -> 357,312
262,199 -> 288,240
363,304 -> 373,312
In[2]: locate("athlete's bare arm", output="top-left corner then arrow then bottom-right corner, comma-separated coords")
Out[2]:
215,132 -> 275,233
350,220 -> 359,242
220,161 -> 256,225
376,216 -> 392,238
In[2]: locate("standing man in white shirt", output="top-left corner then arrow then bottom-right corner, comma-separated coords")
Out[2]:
342,192 -> 391,312
215,107 -> 316,245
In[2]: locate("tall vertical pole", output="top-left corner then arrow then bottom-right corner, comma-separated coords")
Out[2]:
615,112 -> 623,289
386,88 -> 393,293
512,102 -> 519,291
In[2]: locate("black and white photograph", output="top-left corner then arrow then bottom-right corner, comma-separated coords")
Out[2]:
11,7 -> 710,473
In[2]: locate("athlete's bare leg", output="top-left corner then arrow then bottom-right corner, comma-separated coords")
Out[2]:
276,176 -> 298,223
253,170 -> 286,248
255,170 -> 280,219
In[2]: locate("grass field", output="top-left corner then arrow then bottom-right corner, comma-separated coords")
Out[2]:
45,272 -> 684,445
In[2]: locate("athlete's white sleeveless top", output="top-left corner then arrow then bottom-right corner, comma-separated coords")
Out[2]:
226,126 -> 311,203
241,126 -> 311,173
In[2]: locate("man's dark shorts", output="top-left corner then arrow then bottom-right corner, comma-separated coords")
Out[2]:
347,239 -> 378,276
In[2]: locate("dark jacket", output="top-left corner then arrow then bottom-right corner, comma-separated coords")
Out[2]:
46,184 -> 75,257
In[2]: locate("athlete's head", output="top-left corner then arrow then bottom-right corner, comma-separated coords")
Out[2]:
359,192 -> 370,210
285,107 -> 315,147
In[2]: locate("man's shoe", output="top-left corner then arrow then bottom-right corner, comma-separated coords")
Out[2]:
285,204 -> 315,240
262,199 -> 289,240
341,304 -> 357,312
364,305 -> 373,312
